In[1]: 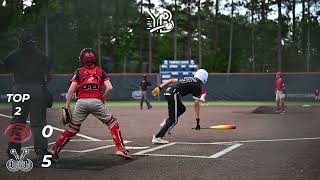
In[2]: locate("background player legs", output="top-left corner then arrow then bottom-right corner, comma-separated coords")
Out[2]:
140,91 -> 152,110
275,90 -> 285,113
140,92 -> 144,110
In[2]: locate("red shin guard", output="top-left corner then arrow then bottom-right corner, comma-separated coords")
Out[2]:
109,123 -> 126,152
51,122 -> 80,154
51,130 -> 76,154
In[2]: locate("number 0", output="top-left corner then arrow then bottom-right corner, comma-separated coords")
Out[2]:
42,125 -> 53,138
14,107 -> 22,116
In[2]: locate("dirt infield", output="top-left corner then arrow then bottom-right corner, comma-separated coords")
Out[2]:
251,105 -> 314,114
1,105 -> 320,180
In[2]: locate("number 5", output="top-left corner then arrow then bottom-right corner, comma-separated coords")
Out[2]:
41,155 -> 52,168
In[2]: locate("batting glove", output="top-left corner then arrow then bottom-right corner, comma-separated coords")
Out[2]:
152,86 -> 162,96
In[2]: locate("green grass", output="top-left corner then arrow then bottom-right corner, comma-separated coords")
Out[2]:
0,101 -> 319,109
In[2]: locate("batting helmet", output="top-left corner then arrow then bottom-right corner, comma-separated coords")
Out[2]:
194,69 -> 208,84
79,48 -> 97,66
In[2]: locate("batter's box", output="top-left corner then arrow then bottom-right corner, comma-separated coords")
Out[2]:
133,142 -> 242,159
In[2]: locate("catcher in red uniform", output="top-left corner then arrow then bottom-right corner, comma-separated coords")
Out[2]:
49,48 -> 131,161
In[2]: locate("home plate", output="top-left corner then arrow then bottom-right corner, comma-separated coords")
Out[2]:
126,146 -> 150,150
302,104 -> 311,107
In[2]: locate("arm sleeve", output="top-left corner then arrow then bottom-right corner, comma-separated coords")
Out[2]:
193,85 -> 202,98
70,70 -> 80,83
102,70 -> 110,82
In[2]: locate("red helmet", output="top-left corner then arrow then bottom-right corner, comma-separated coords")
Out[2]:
79,48 -> 97,66
276,72 -> 284,77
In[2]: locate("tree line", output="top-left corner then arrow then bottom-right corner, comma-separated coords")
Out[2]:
0,0 -> 319,73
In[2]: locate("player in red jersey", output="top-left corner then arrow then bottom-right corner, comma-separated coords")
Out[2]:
49,48 -> 131,161
275,72 -> 286,113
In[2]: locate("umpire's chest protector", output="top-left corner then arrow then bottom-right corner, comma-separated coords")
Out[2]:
76,66 -> 104,99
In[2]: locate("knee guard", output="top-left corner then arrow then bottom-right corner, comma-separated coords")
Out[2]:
104,115 -> 126,152
51,122 -> 80,154
104,114 -> 117,129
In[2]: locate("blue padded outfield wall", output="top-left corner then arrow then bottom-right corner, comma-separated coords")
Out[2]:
0,73 -> 319,101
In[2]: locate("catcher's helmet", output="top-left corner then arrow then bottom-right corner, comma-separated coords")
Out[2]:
79,48 -> 97,66
194,69 -> 208,84
276,72 -> 284,77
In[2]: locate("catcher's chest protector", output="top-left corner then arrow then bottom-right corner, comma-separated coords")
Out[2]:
76,67 -> 104,99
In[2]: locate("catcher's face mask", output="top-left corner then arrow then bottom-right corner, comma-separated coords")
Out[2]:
79,48 -> 97,66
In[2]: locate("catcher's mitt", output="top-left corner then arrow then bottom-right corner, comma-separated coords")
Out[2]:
61,106 -> 72,125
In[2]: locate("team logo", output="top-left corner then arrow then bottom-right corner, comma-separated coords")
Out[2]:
4,123 -> 32,143
6,149 -> 33,172
87,77 -> 94,83
146,8 -> 174,33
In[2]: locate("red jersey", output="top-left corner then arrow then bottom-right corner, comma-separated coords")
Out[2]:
71,66 -> 109,99
201,88 -> 207,95
275,78 -> 285,91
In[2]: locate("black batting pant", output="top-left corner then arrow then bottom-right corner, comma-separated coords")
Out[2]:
155,94 -> 186,138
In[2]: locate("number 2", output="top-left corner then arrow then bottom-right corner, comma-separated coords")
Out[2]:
14,107 -> 21,116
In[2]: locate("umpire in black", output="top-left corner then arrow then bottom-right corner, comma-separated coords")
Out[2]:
140,74 -> 152,110
2,31 -> 52,163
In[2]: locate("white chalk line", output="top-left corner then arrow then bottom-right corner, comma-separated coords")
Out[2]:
136,154 -> 210,158
133,142 -> 242,159
0,113 -> 101,141
132,137 -> 320,158
25,140 -> 133,153
22,140 -> 115,149
23,142 -> 56,149
133,142 -> 176,155
175,136 -> 320,145
137,144 -> 242,159
208,143 -> 242,158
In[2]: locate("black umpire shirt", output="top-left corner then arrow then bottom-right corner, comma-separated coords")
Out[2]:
3,43 -> 51,84
140,79 -> 151,91
165,77 -> 202,98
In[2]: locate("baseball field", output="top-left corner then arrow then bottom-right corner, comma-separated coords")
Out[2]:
1,101 -> 320,180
